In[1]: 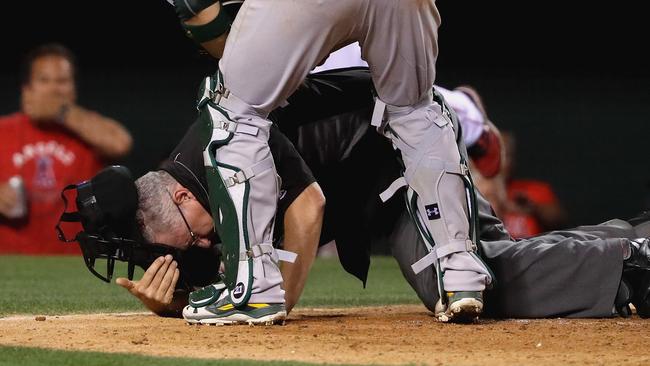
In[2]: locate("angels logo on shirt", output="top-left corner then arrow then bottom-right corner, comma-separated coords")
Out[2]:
33,156 -> 57,189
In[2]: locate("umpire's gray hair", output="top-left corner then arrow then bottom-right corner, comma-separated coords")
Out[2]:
135,170 -> 183,243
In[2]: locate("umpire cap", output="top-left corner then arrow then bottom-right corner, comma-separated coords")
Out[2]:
80,165 -> 141,240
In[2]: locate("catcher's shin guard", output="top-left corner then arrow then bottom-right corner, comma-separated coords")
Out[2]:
373,92 -> 494,307
196,72 -> 286,307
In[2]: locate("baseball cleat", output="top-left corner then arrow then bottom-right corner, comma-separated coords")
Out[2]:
624,238 -> 650,270
614,278 -> 633,317
631,271 -> 650,318
619,238 -> 650,318
434,291 -> 483,323
182,283 -> 286,325
183,302 -> 287,325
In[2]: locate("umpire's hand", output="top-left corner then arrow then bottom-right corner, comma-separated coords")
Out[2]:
116,255 -> 180,316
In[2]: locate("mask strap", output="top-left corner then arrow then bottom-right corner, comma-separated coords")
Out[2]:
56,184 -> 82,242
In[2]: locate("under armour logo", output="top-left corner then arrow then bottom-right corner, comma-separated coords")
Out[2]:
425,203 -> 441,220
232,282 -> 245,299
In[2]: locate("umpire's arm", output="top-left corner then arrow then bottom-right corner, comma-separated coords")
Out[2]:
281,182 -> 325,313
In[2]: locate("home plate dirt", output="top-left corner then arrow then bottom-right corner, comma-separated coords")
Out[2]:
1,305 -> 648,365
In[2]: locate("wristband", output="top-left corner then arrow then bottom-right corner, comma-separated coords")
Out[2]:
175,0 -> 220,21
182,6 -> 233,43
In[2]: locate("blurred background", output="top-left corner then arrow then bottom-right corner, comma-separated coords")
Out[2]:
1,0 -> 648,227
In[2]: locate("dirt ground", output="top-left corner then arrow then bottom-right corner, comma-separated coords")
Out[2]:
1,305 -> 648,365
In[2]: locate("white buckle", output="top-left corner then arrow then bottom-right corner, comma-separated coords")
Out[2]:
226,172 -> 244,187
460,163 -> 469,176
215,120 -> 237,133
225,171 -> 247,187
225,176 -> 238,187
239,244 -> 297,263
225,174 -> 241,187
467,239 -> 477,252
224,158 -> 273,188
211,86 -> 231,105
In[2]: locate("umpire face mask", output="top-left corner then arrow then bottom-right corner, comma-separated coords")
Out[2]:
56,165 -> 181,283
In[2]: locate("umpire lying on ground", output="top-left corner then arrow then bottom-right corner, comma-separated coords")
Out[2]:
94,68 -> 650,319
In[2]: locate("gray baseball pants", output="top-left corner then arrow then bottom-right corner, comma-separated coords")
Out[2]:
390,189 -> 631,318
216,0 -> 489,300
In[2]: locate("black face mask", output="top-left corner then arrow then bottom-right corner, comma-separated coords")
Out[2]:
55,166 -> 180,283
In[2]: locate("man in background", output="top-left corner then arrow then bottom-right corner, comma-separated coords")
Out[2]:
0,43 -> 133,254
499,132 -> 568,238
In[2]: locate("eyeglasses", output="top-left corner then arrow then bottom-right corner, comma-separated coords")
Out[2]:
168,191 -> 199,247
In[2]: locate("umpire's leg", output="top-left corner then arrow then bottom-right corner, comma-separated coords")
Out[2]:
389,211 -> 440,312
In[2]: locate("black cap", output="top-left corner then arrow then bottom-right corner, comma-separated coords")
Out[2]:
85,165 -> 140,240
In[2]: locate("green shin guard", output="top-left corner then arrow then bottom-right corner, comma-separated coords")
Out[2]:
195,72 -> 284,308
197,102 -> 254,307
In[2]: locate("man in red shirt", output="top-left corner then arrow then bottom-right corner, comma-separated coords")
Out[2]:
500,133 -> 568,238
0,44 -> 133,254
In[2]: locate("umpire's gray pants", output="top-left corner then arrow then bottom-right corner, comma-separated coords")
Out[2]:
390,192 -> 629,318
